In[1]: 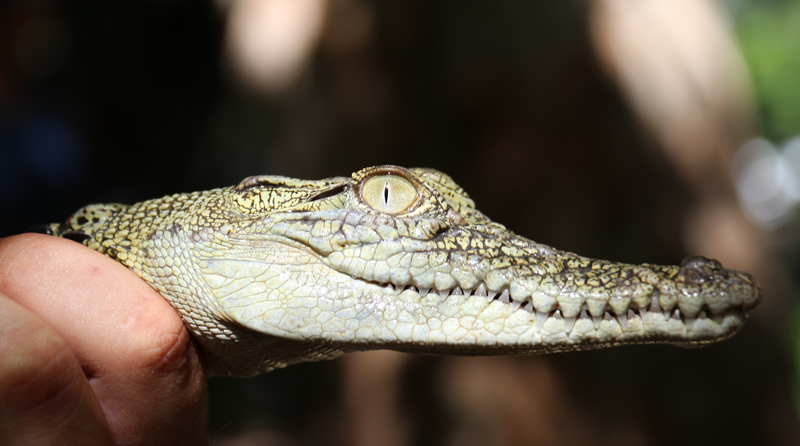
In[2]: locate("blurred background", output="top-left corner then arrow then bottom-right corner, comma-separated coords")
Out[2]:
1,0 -> 799,445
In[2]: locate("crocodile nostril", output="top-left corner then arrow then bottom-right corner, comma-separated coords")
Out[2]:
680,256 -> 723,272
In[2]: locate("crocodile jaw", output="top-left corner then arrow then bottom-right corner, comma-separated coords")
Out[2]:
201,228 -> 758,370
192,208 -> 759,375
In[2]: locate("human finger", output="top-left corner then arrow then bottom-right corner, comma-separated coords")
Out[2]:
0,234 -> 208,445
0,290 -> 115,445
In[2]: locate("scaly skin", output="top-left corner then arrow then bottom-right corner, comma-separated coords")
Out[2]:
45,165 -> 761,377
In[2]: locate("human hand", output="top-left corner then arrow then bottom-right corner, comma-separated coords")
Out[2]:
0,234 -> 208,445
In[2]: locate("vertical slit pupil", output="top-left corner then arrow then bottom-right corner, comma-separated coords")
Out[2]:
383,183 -> 390,204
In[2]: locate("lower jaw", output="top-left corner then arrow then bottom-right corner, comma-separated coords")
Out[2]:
539,307 -> 746,343
388,282 -> 745,341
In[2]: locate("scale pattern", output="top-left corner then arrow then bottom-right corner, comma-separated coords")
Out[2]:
48,165 -> 762,377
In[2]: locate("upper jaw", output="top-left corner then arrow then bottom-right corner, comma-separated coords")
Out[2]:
307,215 -> 760,316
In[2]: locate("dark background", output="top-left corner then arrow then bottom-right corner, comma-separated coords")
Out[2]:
0,1 -> 796,445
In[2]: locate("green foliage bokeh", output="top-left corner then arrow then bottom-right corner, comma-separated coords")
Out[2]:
736,0 -> 800,142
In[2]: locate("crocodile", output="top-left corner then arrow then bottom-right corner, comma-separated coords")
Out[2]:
41,165 -> 762,377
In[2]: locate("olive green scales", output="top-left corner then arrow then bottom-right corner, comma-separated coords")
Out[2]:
46,166 -> 762,377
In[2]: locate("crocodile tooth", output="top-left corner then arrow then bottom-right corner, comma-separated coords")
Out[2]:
511,300 -> 522,311
670,309 -> 681,322
419,287 -> 430,296
452,287 -> 463,296
523,302 -> 534,313
463,288 -> 472,298
698,310 -> 707,319
487,290 -> 498,300
499,289 -> 510,304
627,309 -> 637,323
650,290 -> 662,313
685,316 -> 696,331
533,311 -> 548,333
579,310 -> 591,322
396,285 -> 406,294
551,310 -> 564,331
408,285 -> 418,293
439,289 -> 450,300
592,314 -> 602,329
564,315 -> 576,335
603,312 -> 614,325
475,283 -> 488,297
617,311 -> 628,331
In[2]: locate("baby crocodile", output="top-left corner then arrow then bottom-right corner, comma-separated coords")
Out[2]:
43,165 -> 762,377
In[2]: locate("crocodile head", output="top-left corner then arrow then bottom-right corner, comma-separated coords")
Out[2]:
61,165 -> 762,376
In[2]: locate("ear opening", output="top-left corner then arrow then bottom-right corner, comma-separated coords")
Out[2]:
308,185 -> 347,202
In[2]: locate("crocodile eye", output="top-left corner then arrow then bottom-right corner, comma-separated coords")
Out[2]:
361,174 -> 419,215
